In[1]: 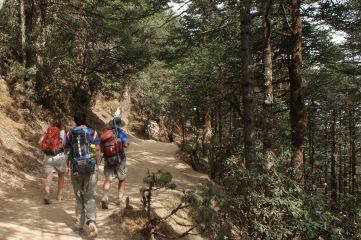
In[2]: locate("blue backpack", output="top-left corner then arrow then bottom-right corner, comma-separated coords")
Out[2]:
71,127 -> 96,175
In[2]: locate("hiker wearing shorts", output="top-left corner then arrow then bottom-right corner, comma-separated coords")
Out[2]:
38,117 -> 66,204
67,111 -> 101,237
101,117 -> 129,209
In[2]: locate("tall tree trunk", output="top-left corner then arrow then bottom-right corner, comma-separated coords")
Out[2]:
18,0 -> 35,105
330,110 -> 337,204
204,108 -> 212,142
240,0 -> 256,170
212,108 -> 217,138
338,141 -> 343,199
340,115 -> 347,198
35,0 -> 47,101
324,120 -> 329,196
209,144 -> 215,180
229,104 -> 233,136
181,115 -> 186,149
307,103 -> 315,186
73,30 -> 89,105
344,122 -> 348,194
262,0 -> 274,158
19,0 -> 26,67
289,0 -> 306,182
218,102 -> 222,141
36,0 -> 47,66
159,114 -> 165,141
25,0 -> 34,68
349,108 -> 357,194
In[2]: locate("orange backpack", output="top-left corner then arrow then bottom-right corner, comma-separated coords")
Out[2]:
100,130 -> 123,157
41,127 -> 63,155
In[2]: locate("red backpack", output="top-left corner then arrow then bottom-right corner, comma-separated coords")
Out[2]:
41,127 -> 62,155
100,130 -> 123,157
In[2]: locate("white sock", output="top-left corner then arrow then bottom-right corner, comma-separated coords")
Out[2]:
102,189 -> 109,201
118,191 -> 124,200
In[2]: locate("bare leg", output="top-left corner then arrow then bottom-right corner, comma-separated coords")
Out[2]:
45,173 -> 53,194
103,179 -> 112,191
116,180 -> 125,205
118,180 -> 125,193
57,172 -> 65,200
101,180 -> 112,209
44,173 -> 53,204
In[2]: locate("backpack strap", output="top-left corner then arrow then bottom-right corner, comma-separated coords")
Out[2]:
113,118 -> 119,139
92,130 -> 97,142
112,118 -> 123,162
86,128 -> 98,144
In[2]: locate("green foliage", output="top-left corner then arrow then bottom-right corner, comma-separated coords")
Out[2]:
135,60 -> 173,116
336,194 -> 361,239
157,171 -> 177,189
143,170 -> 176,190
0,0 -> 171,112
223,152 -> 343,240
182,188 -> 217,224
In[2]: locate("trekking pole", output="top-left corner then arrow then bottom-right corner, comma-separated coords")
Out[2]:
113,109 -> 123,164
113,117 -> 120,163
66,167 -> 70,200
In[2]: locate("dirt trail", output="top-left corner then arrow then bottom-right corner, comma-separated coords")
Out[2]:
0,134 -> 210,240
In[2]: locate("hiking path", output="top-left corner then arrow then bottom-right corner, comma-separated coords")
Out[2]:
0,134 -> 210,240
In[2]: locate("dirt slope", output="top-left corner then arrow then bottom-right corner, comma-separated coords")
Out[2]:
0,98 -> 211,239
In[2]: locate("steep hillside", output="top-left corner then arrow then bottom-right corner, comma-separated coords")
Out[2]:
0,79 -> 45,188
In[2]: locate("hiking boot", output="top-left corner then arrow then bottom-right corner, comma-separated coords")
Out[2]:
101,199 -> 108,209
73,227 -> 83,235
88,221 -> 98,238
44,193 -> 51,205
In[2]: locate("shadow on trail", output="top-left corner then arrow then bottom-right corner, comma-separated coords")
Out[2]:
127,149 -> 210,192
38,206 -> 74,229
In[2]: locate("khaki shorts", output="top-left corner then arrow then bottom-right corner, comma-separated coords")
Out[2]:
43,152 -> 66,174
104,156 -> 127,181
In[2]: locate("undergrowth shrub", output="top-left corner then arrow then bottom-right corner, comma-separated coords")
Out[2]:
337,193 -> 361,239
222,151 -> 343,240
140,170 -> 217,239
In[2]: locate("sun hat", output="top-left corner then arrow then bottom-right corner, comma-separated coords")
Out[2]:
107,117 -> 126,129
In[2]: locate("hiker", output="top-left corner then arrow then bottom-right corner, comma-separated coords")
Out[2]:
38,117 -> 66,204
67,111 -> 101,237
100,117 -> 129,209
167,130 -> 174,143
